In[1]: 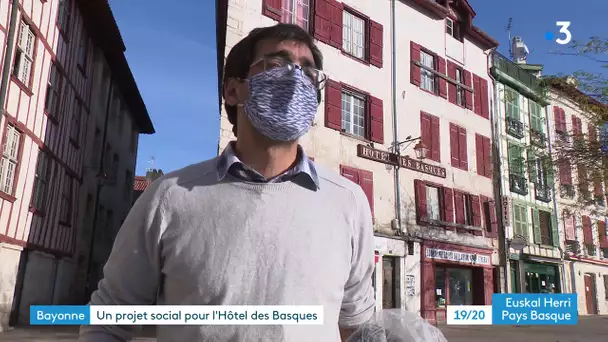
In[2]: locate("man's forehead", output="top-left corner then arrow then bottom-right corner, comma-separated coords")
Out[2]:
254,39 -> 315,66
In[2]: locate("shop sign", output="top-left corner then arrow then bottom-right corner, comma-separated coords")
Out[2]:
357,144 -> 446,178
502,196 -> 510,225
425,248 -> 491,265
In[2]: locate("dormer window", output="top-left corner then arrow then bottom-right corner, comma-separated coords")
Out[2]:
446,18 -> 459,39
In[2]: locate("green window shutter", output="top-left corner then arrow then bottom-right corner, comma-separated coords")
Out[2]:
513,204 -> 521,235
508,144 -> 523,176
551,214 -> 559,247
527,149 -> 537,183
544,157 -> 555,187
529,102 -> 543,132
532,208 -> 541,244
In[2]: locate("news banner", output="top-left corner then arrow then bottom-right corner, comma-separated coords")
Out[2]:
31,294 -> 578,326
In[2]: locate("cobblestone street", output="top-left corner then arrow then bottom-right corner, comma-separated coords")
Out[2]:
0,316 -> 606,341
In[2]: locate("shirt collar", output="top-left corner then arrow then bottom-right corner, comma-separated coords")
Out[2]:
216,141 -> 320,190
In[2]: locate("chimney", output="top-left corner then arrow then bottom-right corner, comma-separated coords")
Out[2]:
511,36 -> 529,64
146,169 -> 164,182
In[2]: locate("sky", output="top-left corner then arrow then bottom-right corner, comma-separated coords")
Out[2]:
108,0 -> 606,176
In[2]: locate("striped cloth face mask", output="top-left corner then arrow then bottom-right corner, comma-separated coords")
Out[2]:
243,65 -> 319,142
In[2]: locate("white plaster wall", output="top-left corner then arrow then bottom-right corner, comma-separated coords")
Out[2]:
0,245 -> 22,331
571,262 -> 608,315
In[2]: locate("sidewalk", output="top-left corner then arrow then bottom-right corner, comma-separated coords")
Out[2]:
0,326 -> 157,342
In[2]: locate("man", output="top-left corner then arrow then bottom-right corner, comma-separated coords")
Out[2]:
79,23 -> 375,342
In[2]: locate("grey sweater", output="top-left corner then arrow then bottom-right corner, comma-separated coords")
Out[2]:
79,157 -> 375,341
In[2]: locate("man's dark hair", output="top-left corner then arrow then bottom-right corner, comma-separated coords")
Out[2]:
222,23 -> 323,136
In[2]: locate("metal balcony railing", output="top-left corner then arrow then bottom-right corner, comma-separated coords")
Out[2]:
535,184 -> 552,203
506,117 -> 525,139
510,174 -> 528,195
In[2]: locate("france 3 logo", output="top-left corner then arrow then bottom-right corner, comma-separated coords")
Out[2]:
545,21 -> 572,45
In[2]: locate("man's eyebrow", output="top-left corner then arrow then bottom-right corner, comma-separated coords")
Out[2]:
264,50 -> 292,60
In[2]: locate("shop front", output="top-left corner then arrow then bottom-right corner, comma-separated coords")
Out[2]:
521,261 -> 561,294
420,241 -> 494,324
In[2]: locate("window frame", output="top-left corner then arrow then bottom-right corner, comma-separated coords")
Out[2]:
455,67 -> 465,107
342,8 -> 368,62
45,63 -> 62,121
420,50 -> 437,93
70,98 -> 82,146
57,0 -> 72,36
341,88 -> 367,139
426,184 -> 442,222
512,203 -> 528,237
30,150 -> 52,213
505,87 -> 520,120
12,20 -> 36,89
280,0 -> 311,31
59,172 -> 73,225
0,124 -> 23,197
77,32 -> 89,72
529,100 -> 544,133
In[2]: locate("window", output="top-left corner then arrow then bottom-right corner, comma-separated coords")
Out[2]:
91,127 -> 101,166
475,134 -> 492,178
455,68 -> 465,106
341,90 -> 366,138
426,185 -> 441,221
512,203 -> 528,236
71,100 -> 82,144
342,11 -> 366,60
13,21 -> 35,85
553,106 -> 567,133
435,267 -> 474,307
280,0 -> 310,31
60,173 -> 73,224
77,33 -> 88,68
0,125 -> 21,195
420,51 -> 435,92
420,112 -> 440,162
57,0 -> 71,33
450,123 -> 467,170
446,18 -> 459,39
578,164 -> 590,198
534,209 -> 554,246
31,151 -> 51,211
45,64 -> 61,117
124,170 -> 133,200
505,88 -> 520,120
529,101 -> 543,132
507,143 -> 524,176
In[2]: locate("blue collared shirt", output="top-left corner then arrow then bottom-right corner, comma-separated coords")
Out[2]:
216,141 -> 319,190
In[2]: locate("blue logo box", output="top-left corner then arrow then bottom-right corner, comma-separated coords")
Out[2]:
492,294 -> 578,325
30,305 -> 90,325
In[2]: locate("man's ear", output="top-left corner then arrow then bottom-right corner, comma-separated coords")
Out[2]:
224,78 -> 248,106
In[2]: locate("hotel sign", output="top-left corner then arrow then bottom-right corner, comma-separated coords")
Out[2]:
357,144 -> 446,178
426,248 -> 491,266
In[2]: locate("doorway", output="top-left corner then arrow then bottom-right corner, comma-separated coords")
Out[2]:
584,274 -> 597,314
382,256 -> 400,308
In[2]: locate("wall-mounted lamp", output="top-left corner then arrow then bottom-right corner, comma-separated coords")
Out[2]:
413,141 -> 428,160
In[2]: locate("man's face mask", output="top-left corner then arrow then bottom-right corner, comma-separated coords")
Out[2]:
239,56 -> 326,142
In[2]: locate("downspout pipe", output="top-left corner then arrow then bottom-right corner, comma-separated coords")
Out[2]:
391,0 -> 402,232
486,48 -> 509,293
0,0 -> 20,112
84,75 -> 114,300
544,104 -> 568,293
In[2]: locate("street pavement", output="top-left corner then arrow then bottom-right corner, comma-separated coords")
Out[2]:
0,316 -> 606,341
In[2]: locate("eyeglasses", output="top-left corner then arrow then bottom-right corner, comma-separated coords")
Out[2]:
250,56 -> 327,90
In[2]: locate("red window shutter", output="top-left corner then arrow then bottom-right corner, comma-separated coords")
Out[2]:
313,0 -> 331,44
443,187 -> 454,223
483,136 -> 492,178
473,74 -> 482,116
475,134 -> 484,176
328,1 -> 343,48
369,96 -> 384,143
410,41 -> 421,86
572,115 -> 581,136
324,79 -> 342,130
422,262 -> 436,309
414,179 -> 428,223
340,165 -> 360,184
480,78 -> 489,119
559,160 -> 572,185
449,123 -> 459,167
598,221 -> 608,248
463,70 -> 473,110
359,170 -> 374,218
447,61 -> 457,105
471,195 -> 482,227
582,216 -> 593,244
262,0 -> 282,21
594,176 -> 603,197
458,126 -> 468,170
420,111 -> 432,158
564,213 -> 575,241
437,56 -> 447,99
453,190 -> 465,224
430,115 -> 440,162
560,109 -> 567,132
369,20 -> 383,68
553,106 -> 562,132
488,200 -> 498,238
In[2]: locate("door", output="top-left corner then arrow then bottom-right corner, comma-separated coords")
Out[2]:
584,274 -> 597,314
382,257 -> 399,308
